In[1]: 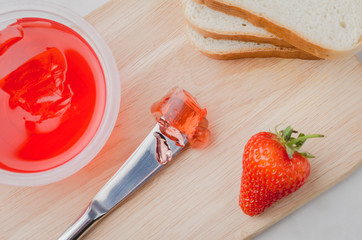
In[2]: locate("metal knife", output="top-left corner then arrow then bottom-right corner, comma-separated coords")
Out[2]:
58,123 -> 186,240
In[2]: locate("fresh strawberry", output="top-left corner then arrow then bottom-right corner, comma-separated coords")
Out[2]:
239,126 -> 323,216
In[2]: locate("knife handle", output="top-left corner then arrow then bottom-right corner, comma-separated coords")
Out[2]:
58,204 -> 103,240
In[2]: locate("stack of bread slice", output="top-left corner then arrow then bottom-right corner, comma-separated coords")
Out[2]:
182,0 -> 361,60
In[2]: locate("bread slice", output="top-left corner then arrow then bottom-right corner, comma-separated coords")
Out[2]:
184,0 -> 292,48
196,0 -> 362,59
187,25 -> 319,60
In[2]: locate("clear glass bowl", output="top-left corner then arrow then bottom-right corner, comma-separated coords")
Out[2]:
0,0 -> 121,186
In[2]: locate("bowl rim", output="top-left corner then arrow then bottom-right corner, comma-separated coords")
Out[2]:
0,0 -> 121,186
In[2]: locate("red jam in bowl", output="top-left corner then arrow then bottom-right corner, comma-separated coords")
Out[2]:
0,18 -> 106,173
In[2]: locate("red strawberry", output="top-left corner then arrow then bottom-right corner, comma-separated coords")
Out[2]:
239,126 -> 323,216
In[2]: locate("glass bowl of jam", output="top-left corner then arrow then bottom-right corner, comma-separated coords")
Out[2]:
0,1 -> 121,186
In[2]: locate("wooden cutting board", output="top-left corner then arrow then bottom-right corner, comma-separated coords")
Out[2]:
1,1 -> 361,239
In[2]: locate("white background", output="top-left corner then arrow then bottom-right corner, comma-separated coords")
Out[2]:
4,0 -> 362,239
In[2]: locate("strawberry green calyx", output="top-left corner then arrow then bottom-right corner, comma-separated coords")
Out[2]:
274,125 -> 324,159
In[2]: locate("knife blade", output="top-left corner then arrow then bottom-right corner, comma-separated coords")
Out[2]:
58,123 -> 186,240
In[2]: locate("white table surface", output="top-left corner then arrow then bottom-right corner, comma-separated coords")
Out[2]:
8,0 -> 362,239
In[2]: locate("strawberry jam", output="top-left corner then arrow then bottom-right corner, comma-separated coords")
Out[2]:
151,87 -> 210,148
0,18 -> 106,173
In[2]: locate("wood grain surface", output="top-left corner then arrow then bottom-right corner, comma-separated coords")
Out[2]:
1,0 -> 361,239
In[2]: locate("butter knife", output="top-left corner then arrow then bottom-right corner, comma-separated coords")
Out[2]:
58,123 -> 186,240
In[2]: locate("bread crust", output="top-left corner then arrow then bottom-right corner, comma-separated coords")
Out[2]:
185,24 -> 320,60
198,0 -> 362,59
199,48 -> 320,60
186,19 -> 293,48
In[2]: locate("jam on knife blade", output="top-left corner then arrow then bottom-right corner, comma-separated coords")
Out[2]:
59,87 -> 210,240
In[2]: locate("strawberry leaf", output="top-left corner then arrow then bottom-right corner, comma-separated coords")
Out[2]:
300,152 -> 315,158
286,145 -> 295,159
274,125 -> 324,159
283,126 -> 293,141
